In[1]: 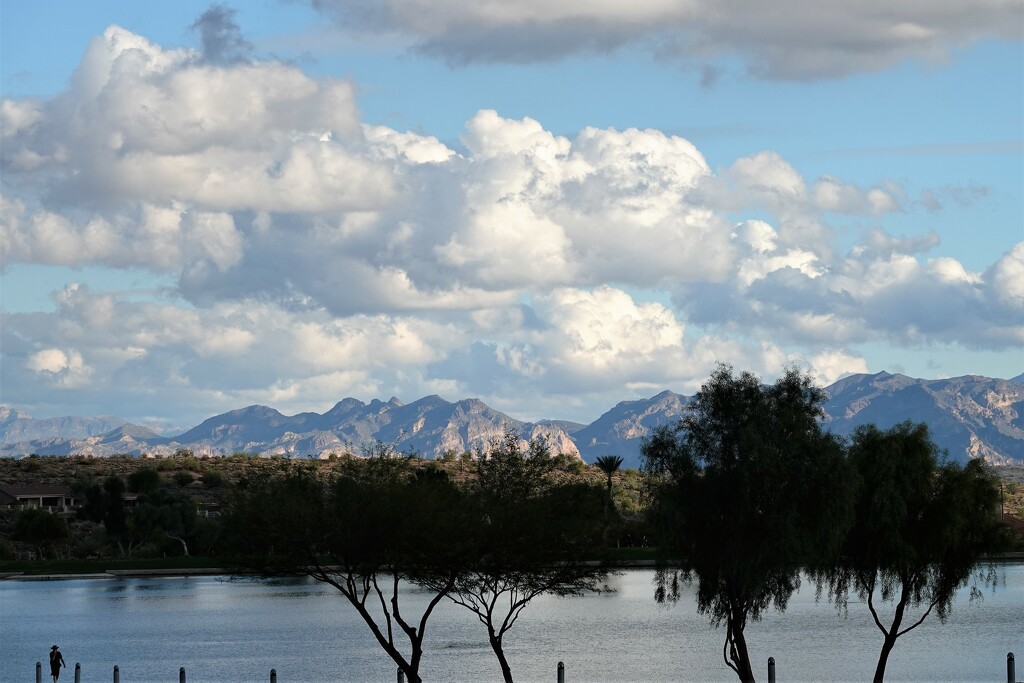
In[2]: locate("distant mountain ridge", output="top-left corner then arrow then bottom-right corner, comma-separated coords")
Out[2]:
0,395 -> 581,461
0,408 -> 127,444
821,372 -> 1024,466
2,372 -> 1022,466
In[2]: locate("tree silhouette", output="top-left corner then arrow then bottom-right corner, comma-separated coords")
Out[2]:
643,365 -> 853,682
825,422 -> 1007,683
442,430 -> 609,683
224,458 -> 468,683
595,455 -> 623,544
595,455 -> 623,500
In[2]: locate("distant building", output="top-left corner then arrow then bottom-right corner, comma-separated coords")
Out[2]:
0,485 -> 78,512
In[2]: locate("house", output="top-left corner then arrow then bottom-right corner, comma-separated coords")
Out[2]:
0,485 -> 79,512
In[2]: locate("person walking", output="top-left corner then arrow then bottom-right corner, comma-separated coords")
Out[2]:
49,645 -> 66,682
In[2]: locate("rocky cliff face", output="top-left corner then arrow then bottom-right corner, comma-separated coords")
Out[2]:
571,390 -> 689,469
821,373 -> 1024,465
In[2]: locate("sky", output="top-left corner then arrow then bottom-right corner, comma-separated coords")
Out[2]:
1,0 -> 1022,431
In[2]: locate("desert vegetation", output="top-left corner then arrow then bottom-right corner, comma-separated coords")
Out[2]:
1,369 -> 1020,683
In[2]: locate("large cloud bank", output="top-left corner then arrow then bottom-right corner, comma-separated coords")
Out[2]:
305,0 -> 1022,79
1,26 -> 1021,422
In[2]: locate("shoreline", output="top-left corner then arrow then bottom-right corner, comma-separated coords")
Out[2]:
4,553 -> 1024,581
0,567 -> 239,581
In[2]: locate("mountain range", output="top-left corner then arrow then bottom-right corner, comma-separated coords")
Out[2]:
2,372 -> 1022,467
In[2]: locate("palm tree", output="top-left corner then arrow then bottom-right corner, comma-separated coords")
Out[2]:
595,455 -> 623,500
594,455 -> 623,546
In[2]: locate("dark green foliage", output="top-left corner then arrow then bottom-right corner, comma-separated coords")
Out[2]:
826,422 -> 1007,682
445,430 -> 609,683
643,365 -> 853,683
594,455 -> 624,544
224,456 -> 469,683
13,507 -> 70,559
131,489 -> 199,556
201,470 -> 226,488
173,470 -> 195,486
127,466 -> 162,494
595,454 -> 623,480
473,429 -> 554,500
77,475 -> 195,558
98,476 -> 128,543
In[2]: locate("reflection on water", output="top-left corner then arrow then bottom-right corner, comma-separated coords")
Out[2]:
2,567 -> 1022,682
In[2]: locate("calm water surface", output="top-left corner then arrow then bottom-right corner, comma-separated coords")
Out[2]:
2,567 -> 1022,682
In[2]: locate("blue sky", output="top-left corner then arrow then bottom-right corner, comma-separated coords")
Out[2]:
1,0 -> 1022,428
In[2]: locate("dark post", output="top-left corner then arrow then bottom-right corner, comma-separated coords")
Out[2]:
270,668 -> 278,683
557,661 -> 565,683
180,666 -> 186,683
768,657 -> 776,683
1008,652 -> 1015,683
74,663 -> 81,683
36,661 -> 42,683
113,665 -> 120,683
397,668 -> 405,683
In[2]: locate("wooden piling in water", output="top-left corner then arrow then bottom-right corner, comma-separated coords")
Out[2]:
768,656 -> 776,683
35,661 -> 41,683
397,667 -> 405,683
113,664 -> 119,683
179,666 -> 186,682
270,668 -> 278,683
74,663 -> 81,683
1009,652 -> 1015,683
557,660 -> 565,683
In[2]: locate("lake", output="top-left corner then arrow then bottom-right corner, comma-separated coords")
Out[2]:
2,566 -> 1022,682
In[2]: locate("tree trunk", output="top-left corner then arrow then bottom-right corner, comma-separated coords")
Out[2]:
488,632 -> 514,683
871,584 -> 908,683
873,634 -> 898,683
167,534 -> 189,556
729,622 -> 756,683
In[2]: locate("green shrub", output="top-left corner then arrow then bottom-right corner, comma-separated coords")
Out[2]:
173,471 -> 194,487
201,470 -> 226,488
127,467 -> 162,493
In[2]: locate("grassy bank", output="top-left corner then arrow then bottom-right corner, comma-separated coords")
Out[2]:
1,548 -> 662,577
0,555 -> 231,576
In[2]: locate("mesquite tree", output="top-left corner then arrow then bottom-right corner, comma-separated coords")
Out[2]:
442,430 -> 610,683
826,422 -> 1007,683
224,457 -> 468,683
643,365 -> 853,683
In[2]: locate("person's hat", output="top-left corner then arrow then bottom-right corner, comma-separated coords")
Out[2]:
52,645 -> 59,650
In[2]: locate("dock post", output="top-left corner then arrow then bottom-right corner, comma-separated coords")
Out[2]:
180,666 -> 186,683
36,661 -> 42,683
1008,652 -> 1015,683
397,668 -> 405,683
74,663 -> 81,683
270,668 -> 278,683
768,657 -> 776,683
557,661 -> 565,683
113,665 -> 120,683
